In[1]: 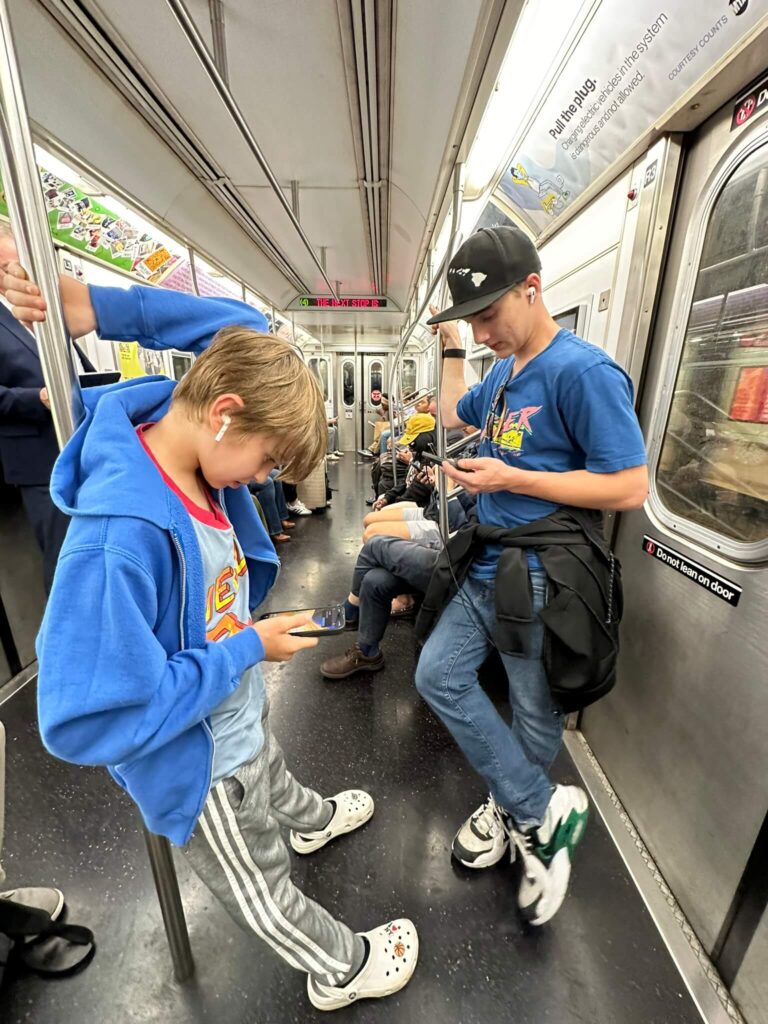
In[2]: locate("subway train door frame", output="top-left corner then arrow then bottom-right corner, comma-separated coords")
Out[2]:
580,91 -> 768,1019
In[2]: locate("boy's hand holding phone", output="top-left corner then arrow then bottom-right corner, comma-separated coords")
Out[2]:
253,613 -> 319,662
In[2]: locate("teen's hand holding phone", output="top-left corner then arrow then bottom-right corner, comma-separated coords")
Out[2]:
253,613 -> 320,662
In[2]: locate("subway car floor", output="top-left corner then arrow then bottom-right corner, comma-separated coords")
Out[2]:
0,458 -> 701,1024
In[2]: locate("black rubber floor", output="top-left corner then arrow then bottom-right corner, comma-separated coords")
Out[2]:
0,458 -> 701,1024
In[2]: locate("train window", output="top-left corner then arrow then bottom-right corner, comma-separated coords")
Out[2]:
171,353 -> 192,381
342,360 -> 355,407
554,308 -> 579,333
309,357 -> 330,401
655,143 -> 768,550
402,358 -> 417,398
369,361 -> 383,405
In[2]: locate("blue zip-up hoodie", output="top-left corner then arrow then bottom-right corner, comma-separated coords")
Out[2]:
36,284 -> 280,846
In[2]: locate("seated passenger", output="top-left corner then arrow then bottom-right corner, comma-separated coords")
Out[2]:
248,471 -> 293,544
370,413 -> 435,500
319,489 -> 476,681
319,534 -> 443,680
6,263 -> 418,1011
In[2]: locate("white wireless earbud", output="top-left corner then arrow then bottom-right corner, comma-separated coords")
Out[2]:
214,413 -> 232,443
527,287 -> 536,306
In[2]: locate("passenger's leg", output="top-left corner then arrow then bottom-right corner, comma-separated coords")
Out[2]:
377,429 -> 391,454
500,568 -> 563,773
249,479 -> 289,541
180,743 -> 365,988
414,577 -> 553,826
362,521 -> 412,543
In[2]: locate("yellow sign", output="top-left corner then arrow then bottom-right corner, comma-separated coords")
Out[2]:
141,246 -> 171,273
117,341 -> 144,379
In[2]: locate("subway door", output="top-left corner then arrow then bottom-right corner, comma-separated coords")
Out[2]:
360,354 -> 389,448
580,101 -> 768,997
336,354 -> 357,451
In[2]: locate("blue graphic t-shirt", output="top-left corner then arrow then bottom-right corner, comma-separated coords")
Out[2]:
456,329 -> 647,578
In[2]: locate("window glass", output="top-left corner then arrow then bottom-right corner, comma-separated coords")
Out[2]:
656,144 -> 768,546
342,360 -> 355,407
171,353 -> 192,381
308,358 -> 329,400
369,361 -> 383,405
402,359 -> 417,398
554,307 -> 579,333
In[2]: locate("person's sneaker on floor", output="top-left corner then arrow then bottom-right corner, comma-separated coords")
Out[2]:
290,790 -> 374,854
286,499 -> 313,516
327,454 -> 340,463
333,450 -> 345,457
307,919 -> 418,1011
357,448 -> 375,460
452,795 -> 511,869
321,644 -> 384,679
512,784 -> 588,926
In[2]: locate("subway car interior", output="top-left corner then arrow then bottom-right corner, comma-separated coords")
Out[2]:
0,1 -> 767,1022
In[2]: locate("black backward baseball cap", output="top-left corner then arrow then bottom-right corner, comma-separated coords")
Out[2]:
427,225 -> 542,324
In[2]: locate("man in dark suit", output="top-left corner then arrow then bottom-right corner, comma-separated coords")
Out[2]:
0,228 -> 92,592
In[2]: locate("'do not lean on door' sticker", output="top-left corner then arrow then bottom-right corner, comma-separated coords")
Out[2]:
642,536 -> 743,606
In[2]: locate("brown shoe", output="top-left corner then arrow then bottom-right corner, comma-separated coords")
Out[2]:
321,645 -> 385,680
281,520 -> 296,530
272,533 -> 292,544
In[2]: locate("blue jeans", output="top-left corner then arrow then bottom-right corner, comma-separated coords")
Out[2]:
378,428 -> 391,454
415,571 -> 561,828
351,536 -> 440,649
249,474 -> 288,536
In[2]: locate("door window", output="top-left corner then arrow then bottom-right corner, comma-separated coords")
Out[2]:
655,143 -> 768,549
369,361 -> 383,405
342,360 -> 355,407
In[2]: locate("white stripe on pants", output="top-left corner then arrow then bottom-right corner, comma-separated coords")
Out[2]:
181,726 -> 362,984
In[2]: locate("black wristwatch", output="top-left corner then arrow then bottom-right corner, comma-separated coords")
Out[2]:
442,348 -> 466,359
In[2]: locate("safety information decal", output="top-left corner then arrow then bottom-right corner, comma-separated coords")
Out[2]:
642,536 -> 742,607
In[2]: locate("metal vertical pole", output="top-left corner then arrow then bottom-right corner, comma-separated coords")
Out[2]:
0,2 -> 81,445
435,162 -> 465,541
187,247 -> 200,296
0,0 -> 194,983
353,323 -> 360,460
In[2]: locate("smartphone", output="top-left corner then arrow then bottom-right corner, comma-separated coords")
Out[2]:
419,451 -> 474,472
79,372 -> 121,388
259,604 -> 346,637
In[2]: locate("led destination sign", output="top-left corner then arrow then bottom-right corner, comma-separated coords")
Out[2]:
298,297 -> 388,309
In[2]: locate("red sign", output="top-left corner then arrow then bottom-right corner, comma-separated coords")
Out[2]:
731,73 -> 768,131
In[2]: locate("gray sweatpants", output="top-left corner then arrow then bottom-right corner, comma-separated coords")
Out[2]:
181,718 -> 364,985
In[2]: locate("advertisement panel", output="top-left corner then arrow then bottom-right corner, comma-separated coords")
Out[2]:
498,0 -> 763,233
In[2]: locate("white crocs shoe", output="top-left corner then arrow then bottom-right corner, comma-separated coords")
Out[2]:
307,918 -> 418,1011
290,790 -> 374,854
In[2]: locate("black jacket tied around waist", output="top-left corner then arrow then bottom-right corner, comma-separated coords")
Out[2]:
414,507 -> 622,712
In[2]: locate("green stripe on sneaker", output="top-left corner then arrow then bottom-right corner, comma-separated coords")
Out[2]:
535,807 -> 589,864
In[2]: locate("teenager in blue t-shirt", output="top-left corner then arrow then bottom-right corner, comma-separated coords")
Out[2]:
415,226 -> 648,926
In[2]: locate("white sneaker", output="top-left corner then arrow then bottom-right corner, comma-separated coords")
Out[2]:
333,450 -> 345,457
290,790 -> 374,854
512,784 -> 588,926
307,919 -> 418,1011
451,795 -> 511,868
286,499 -> 312,516
326,454 -> 340,463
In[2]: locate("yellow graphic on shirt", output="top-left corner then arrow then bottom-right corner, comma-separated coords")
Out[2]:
205,539 -> 250,642
482,405 -> 543,457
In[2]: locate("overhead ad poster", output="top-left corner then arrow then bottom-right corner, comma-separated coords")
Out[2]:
0,166 -> 181,285
499,0 -> 764,234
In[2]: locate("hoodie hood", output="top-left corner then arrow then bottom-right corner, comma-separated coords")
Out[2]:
52,376 -> 186,527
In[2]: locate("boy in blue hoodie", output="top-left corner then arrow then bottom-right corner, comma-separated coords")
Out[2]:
4,264 -> 418,1012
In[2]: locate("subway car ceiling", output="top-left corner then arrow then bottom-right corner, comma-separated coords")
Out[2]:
7,0 -> 768,351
